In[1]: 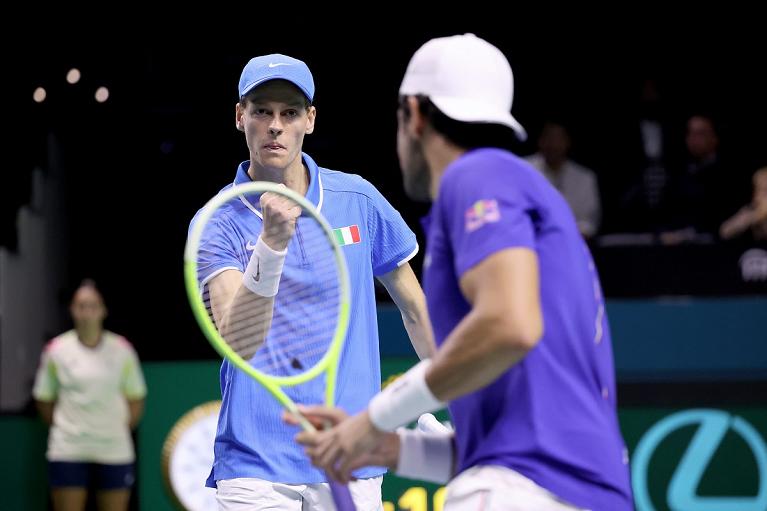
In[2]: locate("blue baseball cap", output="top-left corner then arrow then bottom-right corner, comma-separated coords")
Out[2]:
238,54 -> 315,102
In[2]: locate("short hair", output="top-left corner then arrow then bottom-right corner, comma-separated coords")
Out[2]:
239,83 -> 312,111
399,95 -> 518,152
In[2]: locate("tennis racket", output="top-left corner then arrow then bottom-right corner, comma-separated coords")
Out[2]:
184,181 -> 355,511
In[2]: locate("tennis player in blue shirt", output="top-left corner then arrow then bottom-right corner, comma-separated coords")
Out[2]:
191,53 -> 435,510
294,35 -> 634,510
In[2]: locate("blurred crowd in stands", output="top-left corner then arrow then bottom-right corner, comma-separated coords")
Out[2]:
526,78 -> 767,246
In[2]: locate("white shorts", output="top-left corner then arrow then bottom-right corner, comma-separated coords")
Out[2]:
216,475 -> 383,511
444,466 -> 586,511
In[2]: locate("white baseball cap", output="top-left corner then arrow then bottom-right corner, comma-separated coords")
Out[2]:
399,33 -> 527,141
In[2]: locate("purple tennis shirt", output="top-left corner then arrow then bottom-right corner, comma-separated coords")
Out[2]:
422,148 -> 633,510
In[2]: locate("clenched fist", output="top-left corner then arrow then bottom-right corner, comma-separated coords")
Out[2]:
260,184 -> 301,251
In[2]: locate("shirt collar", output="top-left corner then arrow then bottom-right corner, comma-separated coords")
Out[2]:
233,152 -> 323,217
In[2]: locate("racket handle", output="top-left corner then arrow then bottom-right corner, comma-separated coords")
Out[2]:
329,479 -> 356,511
417,413 -> 451,433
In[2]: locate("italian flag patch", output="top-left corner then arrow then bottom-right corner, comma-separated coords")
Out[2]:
333,225 -> 361,246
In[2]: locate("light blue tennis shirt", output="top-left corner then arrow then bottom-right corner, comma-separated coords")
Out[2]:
192,153 -> 417,485
422,148 -> 633,510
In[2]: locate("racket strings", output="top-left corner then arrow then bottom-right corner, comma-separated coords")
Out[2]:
203,213 -> 341,376
204,283 -> 339,368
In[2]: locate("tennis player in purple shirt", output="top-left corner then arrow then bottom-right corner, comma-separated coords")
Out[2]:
293,34 -> 634,510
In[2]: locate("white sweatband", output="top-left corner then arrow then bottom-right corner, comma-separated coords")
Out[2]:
368,359 -> 445,432
242,236 -> 287,297
396,429 -> 454,484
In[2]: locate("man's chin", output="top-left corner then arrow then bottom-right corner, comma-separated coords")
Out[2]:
404,188 -> 431,202
404,180 -> 431,202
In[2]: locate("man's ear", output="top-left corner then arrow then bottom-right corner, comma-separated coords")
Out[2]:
305,105 -> 316,134
235,101 -> 245,131
406,96 -> 426,138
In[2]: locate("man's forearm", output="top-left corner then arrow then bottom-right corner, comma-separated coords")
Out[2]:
401,306 -> 436,359
426,310 -> 535,402
220,286 -> 275,357
379,264 -> 437,360
208,270 -> 277,360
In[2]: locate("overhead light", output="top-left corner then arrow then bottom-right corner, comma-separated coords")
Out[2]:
95,86 -> 109,103
33,87 -> 47,103
66,68 -> 81,84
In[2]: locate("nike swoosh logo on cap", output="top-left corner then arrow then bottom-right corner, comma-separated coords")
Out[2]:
268,62 -> 293,68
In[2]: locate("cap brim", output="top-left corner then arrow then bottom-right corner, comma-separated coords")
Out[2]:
430,96 -> 527,141
240,76 -> 313,102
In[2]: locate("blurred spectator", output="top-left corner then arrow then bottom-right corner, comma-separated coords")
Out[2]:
661,114 -> 743,243
720,167 -> 767,241
619,78 -> 679,233
33,279 -> 146,511
526,121 -> 601,238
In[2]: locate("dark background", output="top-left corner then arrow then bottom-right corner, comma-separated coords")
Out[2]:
7,19 -> 767,360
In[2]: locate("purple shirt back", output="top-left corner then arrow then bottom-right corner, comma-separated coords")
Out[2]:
423,148 -> 633,510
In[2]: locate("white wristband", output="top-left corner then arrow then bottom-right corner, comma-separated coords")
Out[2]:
368,359 -> 445,432
396,429 -> 454,484
242,236 -> 287,297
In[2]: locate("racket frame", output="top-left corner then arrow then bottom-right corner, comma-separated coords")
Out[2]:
184,181 -> 351,428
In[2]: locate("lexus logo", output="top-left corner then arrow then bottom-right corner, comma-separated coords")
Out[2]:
632,409 -> 767,510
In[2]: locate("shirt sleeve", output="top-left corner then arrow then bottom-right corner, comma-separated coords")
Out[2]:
365,183 -> 419,276
439,158 -> 536,278
32,345 -> 58,402
120,343 -> 147,400
192,214 -> 244,287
